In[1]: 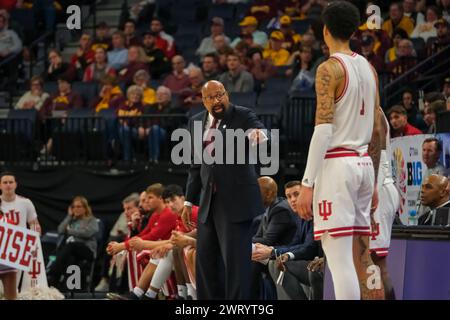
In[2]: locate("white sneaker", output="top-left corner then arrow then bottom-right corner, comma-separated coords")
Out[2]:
95,278 -> 109,292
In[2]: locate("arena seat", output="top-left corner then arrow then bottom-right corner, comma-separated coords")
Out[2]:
229,92 -> 257,109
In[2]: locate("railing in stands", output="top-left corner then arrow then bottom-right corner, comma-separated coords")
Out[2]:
382,45 -> 450,108
0,111 -> 280,167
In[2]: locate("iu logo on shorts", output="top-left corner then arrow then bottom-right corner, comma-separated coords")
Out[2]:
371,222 -> 380,240
318,200 -> 332,221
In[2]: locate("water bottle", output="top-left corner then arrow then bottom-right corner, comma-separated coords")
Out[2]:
408,210 -> 418,226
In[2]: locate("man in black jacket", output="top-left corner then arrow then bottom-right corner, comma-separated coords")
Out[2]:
181,80 -> 268,300
251,176 -> 298,298
419,174 -> 450,225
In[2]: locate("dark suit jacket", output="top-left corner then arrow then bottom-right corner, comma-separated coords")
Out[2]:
418,201 -> 450,225
185,104 -> 266,223
252,197 -> 297,246
275,216 -> 319,261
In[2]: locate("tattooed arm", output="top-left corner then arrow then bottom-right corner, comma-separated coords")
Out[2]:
298,59 -> 345,220
368,66 -> 383,186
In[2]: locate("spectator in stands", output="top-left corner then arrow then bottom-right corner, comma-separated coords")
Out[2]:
424,91 -> 446,111
246,47 -> 276,84
218,51 -> 254,93
117,85 -> 144,161
231,16 -> 268,48
403,0 -> 424,26
123,19 -> 141,48
385,28 -> 409,63
411,5 -> 440,41
15,75 -> 50,111
289,46 -> 315,93
201,52 -> 221,81
95,193 -> 140,292
401,88 -> 424,128
118,45 -> 148,86
92,21 -> 112,51
41,75 -> 83,118
279,15 -> 301,53
311,42 -> 330,75
250,176 -> 297,299
179,67 -> 204,109
196,17 -> 230,58
141,31 -> 170,80
47,196 -> 99,289
0,9 -> 22,87
386,39 -> 418,77
133,69 -> 156,106
71,33 -> 95,80
382,2 -> 415,37
44,49 -> 76,82
424,100 -> 447,133
150,18 -> 175,59
443,77 -> 450,100
360,35 -> 385,73
388,105 -> 423,137
248,0 -> 278,22
162,55 -> 190,94
142,85 -> 174,163
355,24 -> 392,62
263,31 -> 290,66
437,0 -> 450,21
426,18 -> 450,56
107,31 -> 128,71
214,34 -> 233,71
83,47 -> 116,82
418,174 -> 450,225
92,74 -> 124,113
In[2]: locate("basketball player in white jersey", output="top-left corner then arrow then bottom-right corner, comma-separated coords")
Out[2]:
370,107 -> 400,300
0,172 -> 41,300
297,1 -> 385,300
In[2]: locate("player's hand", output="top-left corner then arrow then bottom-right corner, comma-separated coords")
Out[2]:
248,129 -> 267,146
107,241 -> 119,255
298,186 -> 314,220
371,188 -> 379,215
251,243 -> 272,261
129,237 -> 144,251
307,257 -> 324,272
153,243 -> 173,258
181,206 -> 192,231
276,254 -> 288,272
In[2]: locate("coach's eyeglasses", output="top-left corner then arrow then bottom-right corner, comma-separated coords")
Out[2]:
204,91 -> 226,102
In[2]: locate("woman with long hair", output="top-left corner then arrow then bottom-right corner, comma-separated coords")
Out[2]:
47,196 -> 99,290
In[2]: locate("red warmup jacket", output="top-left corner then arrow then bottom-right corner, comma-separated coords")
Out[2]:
175,205 -> 199,233
125,206 -> 177,247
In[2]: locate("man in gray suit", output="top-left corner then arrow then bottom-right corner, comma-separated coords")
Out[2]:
181,80 -> 268,299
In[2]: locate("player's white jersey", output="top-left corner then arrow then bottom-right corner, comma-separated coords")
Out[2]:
328,52 -> 377,153
0,195 -> 37,228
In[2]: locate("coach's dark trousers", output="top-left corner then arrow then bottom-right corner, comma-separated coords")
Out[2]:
196,195 -> 253,300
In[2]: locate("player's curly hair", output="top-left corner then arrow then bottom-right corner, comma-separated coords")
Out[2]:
322,1 -> 360,41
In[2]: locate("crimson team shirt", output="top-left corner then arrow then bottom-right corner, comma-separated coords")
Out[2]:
176,205 -> 199,233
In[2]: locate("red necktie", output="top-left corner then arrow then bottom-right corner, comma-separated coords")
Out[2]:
204,118 -> 219,156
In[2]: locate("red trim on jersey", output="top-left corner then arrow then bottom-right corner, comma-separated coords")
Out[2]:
370,248 -> 389,257
351,52 -> 357,57
329,56 -> 348,103
325,147 -> 369,158
314,225 -> 371,240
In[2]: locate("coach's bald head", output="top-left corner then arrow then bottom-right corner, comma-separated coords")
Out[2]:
201,80 -> 229,119
421,174 -> 450,209
258,176 -> 278,208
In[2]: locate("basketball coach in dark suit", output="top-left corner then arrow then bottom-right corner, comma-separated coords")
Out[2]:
181,80 -> 268,299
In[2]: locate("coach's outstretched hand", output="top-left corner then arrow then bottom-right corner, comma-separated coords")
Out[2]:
298,186 -> 314,221
181,205 -> 193,230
